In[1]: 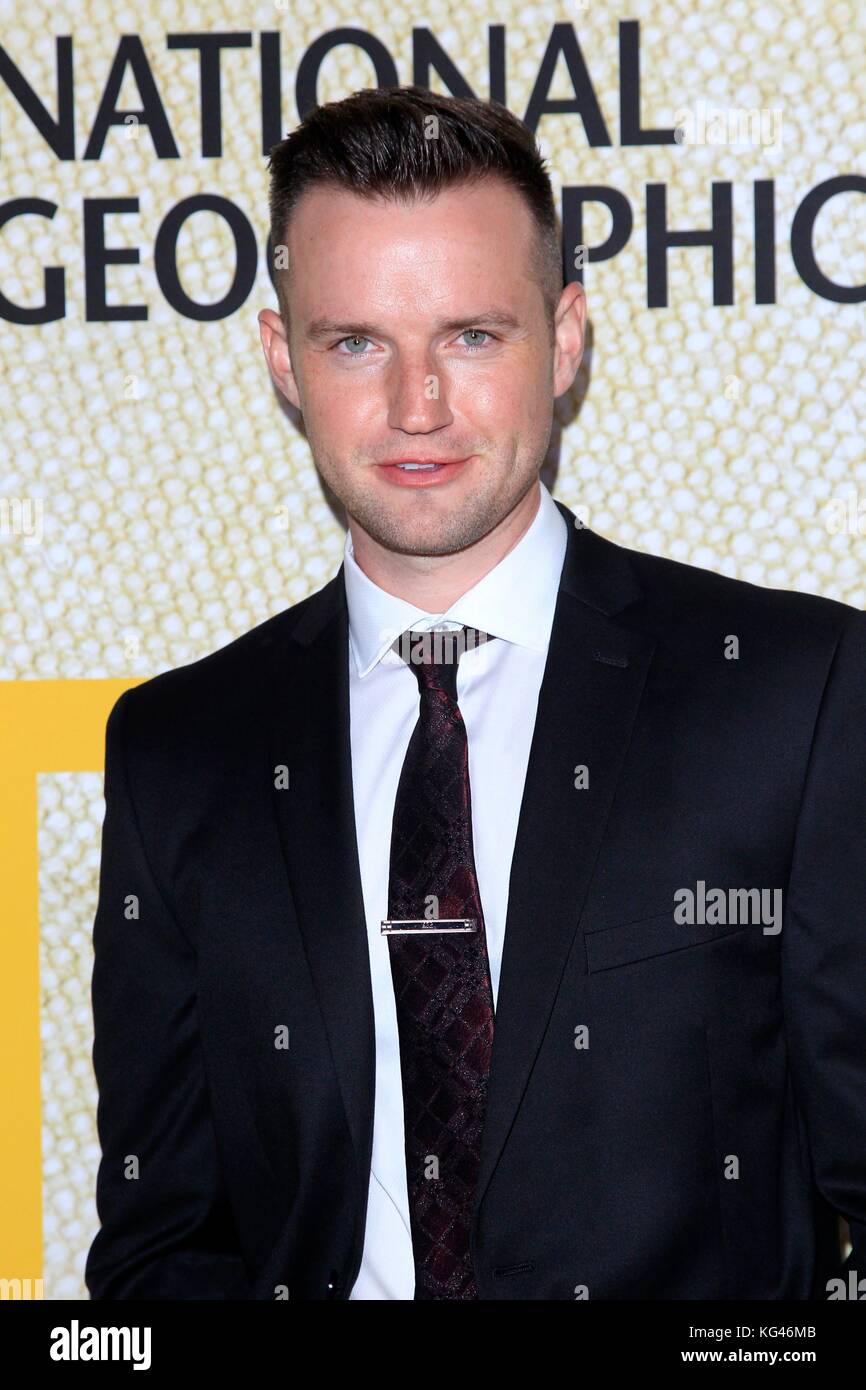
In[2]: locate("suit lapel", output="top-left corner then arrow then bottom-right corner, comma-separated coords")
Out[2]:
265,575 -> 375,1192
472,502 -> 656,1214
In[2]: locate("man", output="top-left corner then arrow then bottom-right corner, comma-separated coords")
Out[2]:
86,86 -> 866,1301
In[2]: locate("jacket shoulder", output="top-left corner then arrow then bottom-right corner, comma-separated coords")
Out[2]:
606,533 -> 863,644
109,572 -> 340,739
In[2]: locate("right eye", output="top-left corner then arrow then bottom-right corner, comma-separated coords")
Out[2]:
333,336 -> 373,356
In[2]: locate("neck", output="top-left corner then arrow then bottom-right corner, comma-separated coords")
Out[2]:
349,482 -> 542,612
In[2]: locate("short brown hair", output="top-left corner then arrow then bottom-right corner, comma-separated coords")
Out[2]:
266,85 -> 562,340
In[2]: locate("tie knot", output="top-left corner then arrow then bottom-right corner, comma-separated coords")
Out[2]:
392,625 -> 495,697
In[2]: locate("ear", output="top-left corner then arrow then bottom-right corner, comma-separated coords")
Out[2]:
552,281 -> 587,398
258,308 -> 301,410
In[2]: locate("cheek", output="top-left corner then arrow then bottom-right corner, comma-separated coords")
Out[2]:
303,368 -> 376,435
450,366 -> 525,420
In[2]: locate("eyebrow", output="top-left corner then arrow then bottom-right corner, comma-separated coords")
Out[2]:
304,309 -> 523,342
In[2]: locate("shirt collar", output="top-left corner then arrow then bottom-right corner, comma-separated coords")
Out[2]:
343,479 -> 568,678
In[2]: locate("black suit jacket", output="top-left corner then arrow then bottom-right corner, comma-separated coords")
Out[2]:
85,498 -> 866,1300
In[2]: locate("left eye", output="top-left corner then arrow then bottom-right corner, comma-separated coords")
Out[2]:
460,330 -> 491,350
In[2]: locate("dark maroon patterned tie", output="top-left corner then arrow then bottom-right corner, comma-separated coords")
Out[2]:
384,625 -> 497,1300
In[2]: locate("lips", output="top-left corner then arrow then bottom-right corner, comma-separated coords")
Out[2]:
376,456 -> 474,488
379,458 -> 466,467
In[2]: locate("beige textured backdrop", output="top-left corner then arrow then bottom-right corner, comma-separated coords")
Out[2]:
0,0 -> 862,1297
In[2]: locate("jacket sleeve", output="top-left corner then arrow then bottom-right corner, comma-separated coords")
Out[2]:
85,688 -> 251,1299
783,606 -> 866,1289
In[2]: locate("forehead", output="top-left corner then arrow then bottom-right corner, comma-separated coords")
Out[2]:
284,176 -> 539,320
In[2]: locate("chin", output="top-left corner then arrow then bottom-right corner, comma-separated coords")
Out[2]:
405,525 -> 484,558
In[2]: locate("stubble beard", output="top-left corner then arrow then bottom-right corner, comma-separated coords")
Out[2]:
345,491 -> 505,557
317,457 -> 524,558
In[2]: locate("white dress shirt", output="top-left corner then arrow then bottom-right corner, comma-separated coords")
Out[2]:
344,479 -> 568,1299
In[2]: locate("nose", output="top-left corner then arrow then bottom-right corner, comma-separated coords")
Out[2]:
386,350 -> 454,434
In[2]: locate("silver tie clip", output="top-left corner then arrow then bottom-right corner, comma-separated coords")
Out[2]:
380,918 -> 477,935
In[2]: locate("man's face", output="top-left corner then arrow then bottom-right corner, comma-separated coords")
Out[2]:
259,176 -> 584,557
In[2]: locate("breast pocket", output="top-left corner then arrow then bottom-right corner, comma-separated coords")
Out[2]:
583,910 -> 753,973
